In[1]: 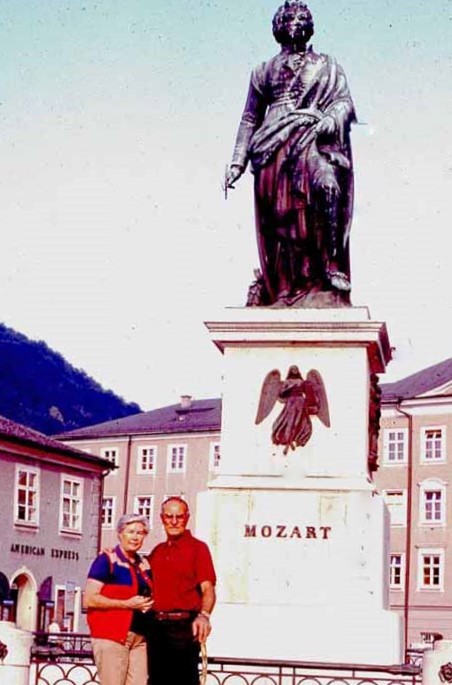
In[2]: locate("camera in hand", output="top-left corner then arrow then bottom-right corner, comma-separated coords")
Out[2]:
140,586 -> 152,598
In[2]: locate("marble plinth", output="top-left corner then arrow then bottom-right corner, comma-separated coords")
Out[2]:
197,307 -> 403,664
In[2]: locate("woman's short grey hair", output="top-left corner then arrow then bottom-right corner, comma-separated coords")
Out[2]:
116,513 -> 149,534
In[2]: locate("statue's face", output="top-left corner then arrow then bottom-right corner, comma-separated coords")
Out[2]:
279,8 -> 312,44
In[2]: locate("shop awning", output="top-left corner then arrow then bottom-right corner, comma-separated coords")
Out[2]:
0,572 -> 10,601
38,576 -> 53,601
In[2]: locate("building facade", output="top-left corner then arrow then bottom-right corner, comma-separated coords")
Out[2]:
375,358 -> 452,648
0,415 -> 112,633
57,396 -> 221,554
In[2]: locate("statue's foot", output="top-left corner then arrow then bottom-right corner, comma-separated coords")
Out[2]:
328,271 -> 351,292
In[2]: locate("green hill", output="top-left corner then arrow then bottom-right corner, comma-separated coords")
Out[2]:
0,322 -> 141,434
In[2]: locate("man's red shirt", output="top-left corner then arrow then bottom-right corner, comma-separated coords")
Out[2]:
148,530 -> 216,611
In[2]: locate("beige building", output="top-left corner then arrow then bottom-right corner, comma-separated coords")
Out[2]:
57,396 -> 221,554
58,358 -> 452,647
375,357 -> 452,648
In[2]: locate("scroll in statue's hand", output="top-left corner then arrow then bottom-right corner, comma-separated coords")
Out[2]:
225,164 -> 244,189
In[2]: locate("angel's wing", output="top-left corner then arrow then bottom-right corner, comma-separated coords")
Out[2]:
255,369 -> 282,425
306,369 -> 331,427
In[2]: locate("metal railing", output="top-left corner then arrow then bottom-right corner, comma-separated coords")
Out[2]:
205,656 -> 422,684
30,633 -> 423,685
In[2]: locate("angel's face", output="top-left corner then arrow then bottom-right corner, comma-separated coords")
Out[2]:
287,365 -> 302,379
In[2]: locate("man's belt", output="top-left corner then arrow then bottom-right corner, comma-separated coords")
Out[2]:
152,610 -> 194,621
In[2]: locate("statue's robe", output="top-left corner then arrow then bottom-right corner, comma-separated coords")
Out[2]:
232,48 -> 356,306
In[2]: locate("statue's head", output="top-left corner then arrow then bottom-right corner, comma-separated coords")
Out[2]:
272,1 -> 314,46
287,365 -> 302,379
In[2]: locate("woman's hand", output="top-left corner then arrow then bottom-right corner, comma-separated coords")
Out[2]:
124,595 -> 154,612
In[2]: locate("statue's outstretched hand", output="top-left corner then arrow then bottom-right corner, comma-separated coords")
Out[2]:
225,164 -> 244,189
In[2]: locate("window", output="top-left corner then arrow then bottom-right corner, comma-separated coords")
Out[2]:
102,497 -> 115,528
383,428 -> 408,464
101,447 -> 119,469
424,491 -> 442,522
60,477 -> 83,533
55,583 -> 81,632
421,427 -> 446,463
137,446 -> 156,474
383,489 -> 407,526
418,549 -> 444,591
167,445 -> 186,473
390,554 -> 404,589
419,479 -> 446,525
210,443 -> 221,470
420,632 -> 442,645
14,467 -> 39,525
134,496 -> 153,525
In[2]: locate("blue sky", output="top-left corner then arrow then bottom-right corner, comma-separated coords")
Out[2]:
0,0 -> 451,409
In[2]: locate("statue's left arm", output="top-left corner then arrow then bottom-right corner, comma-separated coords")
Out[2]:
314,59 -> 356,144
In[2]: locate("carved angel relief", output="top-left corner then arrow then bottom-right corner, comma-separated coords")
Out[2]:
255,365 -> 330,454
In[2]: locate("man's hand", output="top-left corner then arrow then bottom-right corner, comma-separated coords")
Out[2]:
192,613 -> 212,643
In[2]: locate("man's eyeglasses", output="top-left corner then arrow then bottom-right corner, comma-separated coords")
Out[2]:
162,514 -> 188,522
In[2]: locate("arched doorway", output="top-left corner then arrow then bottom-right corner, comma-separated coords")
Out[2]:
10,568 -> 37,631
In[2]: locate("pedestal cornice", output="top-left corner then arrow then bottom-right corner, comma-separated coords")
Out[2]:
205,306 -> 392,373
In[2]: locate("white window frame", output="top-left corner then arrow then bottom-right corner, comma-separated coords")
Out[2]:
209,442 -> 221,471
389,553 -> 405,590
167,444 -> 187,473
59,476 -> 83,534
383,489 -> 407,527
101,496 -> 116,529
419,479 -> 447,526
133,495 -> 154,527
382,428 -> 408,465
14,465 -> 40,526
417,548 -> 445,591
136,446 -> 157,474
420,426 -> 446,463
101,447 -> 119,472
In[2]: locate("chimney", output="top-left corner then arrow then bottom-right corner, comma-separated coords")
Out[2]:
180,395 -> 193,410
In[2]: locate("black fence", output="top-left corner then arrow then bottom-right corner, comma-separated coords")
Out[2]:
30,632 -> 423,685
32,631 -> 93,661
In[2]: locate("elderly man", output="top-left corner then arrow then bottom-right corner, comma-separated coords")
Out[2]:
84,514 -> 153,685
146,497 -> 216,685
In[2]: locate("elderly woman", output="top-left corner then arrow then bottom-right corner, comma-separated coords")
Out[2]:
84,514 -> 153,685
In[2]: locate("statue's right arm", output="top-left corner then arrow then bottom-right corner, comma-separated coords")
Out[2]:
227,73 -> 267,187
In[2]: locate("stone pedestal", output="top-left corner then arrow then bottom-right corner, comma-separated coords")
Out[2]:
197,307 -> 403,665
0,621 -> 33,685
422,640 -> 452,684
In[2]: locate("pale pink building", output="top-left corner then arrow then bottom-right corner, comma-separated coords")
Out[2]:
0,415 -> 113,632
375,357 -> 452,648
57,396 -> 221,554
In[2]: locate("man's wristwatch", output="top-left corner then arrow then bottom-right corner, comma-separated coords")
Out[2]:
199,611 -> 210,620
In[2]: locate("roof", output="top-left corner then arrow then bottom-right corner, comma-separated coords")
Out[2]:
55,397 -> 222,440
0,414 -> 114,469
381,358 -> 452,402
